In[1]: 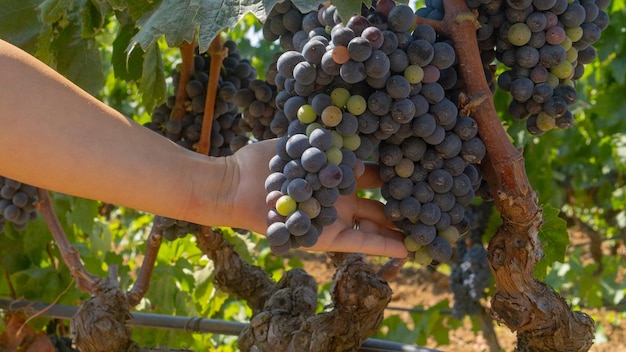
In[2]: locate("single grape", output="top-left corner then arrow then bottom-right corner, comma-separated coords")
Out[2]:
314,187 -> 340,207
267,222 -> 291,246
419,202 -> 442,226
286,210 -> 311,236
426,236 -> 453,262
275,195 -> 297,216
389,176 -> 414,200
346,95 -> 367,115
400,196 -> 422,219
318,164 -> 344,188
301,147 -> 328,173
410,223 -> 437,246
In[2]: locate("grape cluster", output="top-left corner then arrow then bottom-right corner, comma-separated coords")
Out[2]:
153,215 -> 201,241
262,1 -> 486,259
234,78 -> 279,141
145,40 -> 276,240
416,0 -> 446,20
0,176 -> 38,232
466,0 -> 610,134
449,244 -> 491,318
145,40 -> 267,157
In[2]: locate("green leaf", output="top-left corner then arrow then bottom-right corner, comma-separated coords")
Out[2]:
535,205 -> 569,279
139,42 -> 166,108
52,20 -> 105,95
112,24 -> 144,80
129,0 -> 320,53
38,0 -> 74,24
331,0 -> 368,23
81,0 -> 111,37
65,197 -> 99,234
0,0 -> 44,52
377,315 -> 415,344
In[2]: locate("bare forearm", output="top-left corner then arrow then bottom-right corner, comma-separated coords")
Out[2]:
0,39 -> 232,225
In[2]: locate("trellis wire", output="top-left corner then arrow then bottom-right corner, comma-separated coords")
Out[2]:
0,299 -> 441,352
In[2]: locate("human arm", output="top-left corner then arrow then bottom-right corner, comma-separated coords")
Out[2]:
0,39 -> 407,258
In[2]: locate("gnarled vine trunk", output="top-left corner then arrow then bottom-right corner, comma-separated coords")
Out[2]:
419,1 -> 596,350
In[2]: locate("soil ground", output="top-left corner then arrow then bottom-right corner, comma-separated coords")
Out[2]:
291,230 -> 626,352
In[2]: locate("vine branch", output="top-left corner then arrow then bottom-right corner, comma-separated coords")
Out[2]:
35,189 -> 102,294
196,34 -> 228,155
435,0 -> 595,350
127,226 -> 163,307
171,39 -> 196,122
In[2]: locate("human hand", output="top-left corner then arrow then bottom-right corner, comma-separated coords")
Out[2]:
225,139 -> 408,258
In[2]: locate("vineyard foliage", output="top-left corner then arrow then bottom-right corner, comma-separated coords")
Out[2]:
0,0 -> 625,350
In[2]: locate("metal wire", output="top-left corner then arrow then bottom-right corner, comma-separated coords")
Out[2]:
0,299 -> 441,352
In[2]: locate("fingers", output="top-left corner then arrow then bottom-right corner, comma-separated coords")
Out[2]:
357,219 -> 404,241
354,197 -> 396,229
313,227 -> 408,258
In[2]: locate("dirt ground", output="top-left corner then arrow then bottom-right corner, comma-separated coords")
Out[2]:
292,230 -> 626,352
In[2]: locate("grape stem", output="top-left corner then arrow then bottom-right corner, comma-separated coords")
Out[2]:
437,0 -> 595,350
35,189 -> 103,294
196,34 -> 228,155
126,226 -> 163,307
376,256 -> 408,281
171,39 -> 196,122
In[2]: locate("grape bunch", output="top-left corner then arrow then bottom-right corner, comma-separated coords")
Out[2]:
145,40 -> 264,157
261,1 -> 486,260
466,0 -> 610,134
153,215 -> 201,241
0,176 -> 38,232
145,40 -> 275,240
234,78 -> 279,141
449,244 -> 491,318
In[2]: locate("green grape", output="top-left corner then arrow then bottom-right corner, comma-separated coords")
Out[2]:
566,47 -> 578,63
394,158 -> 414,178
404,65 -> 424,84
546,73 -> 560,88
306,122 -> 323,136
413,246 -> 432,265
346,95 -> 367,115
298,197 -> 321,218
550,61 -> 573,79
276,195 -> 297,216
330,130 -> 343,148
342,134 -> 361,151
326,147 -> 343,165
561,36 -> 572,51
438,226 -> 460,243
565,26 -> 583,42
297,104 -> 317,123
321,105 -> 343,127
331,87 -> 350,108
536,112 -> 556,131
508,23 -> 531,46
403,236 -> 422,252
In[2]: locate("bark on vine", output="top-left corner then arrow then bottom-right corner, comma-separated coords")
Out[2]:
418,1 -> 596,350
196,229 -> 392,352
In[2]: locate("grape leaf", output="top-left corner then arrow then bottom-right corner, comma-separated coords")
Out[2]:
0,0 -> 43,53
535,205 -> 569,279
331,0 -> 368,23
129,0 -> 320,54
38,0 -> 74,23
139,42 -> 166,108
112,23 -> 144,81
80,0 -> 110,37
52,21 -> 105,95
